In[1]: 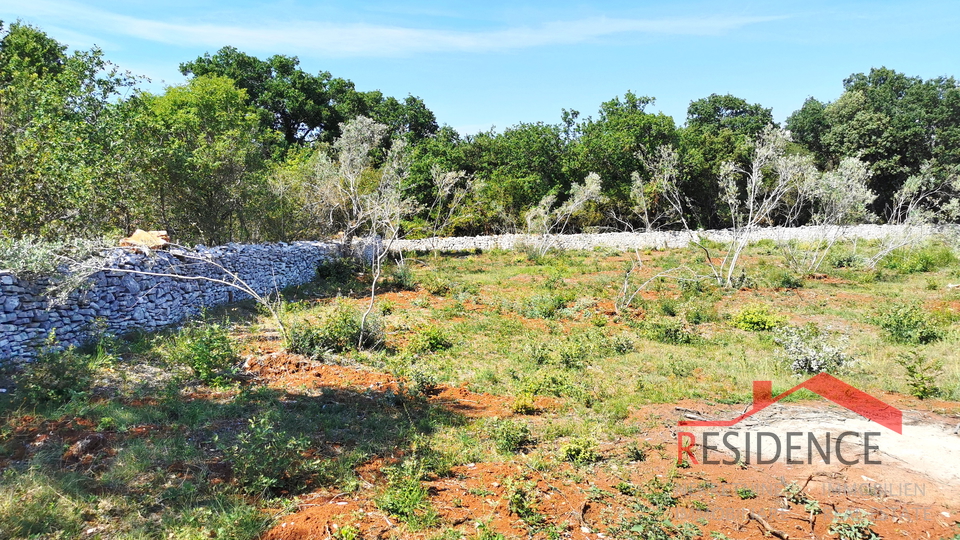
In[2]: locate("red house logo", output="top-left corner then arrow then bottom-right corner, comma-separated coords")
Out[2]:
679,373 -> 902,434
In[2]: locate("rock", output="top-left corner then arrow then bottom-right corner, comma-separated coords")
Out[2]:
120,275 -> 140,294
3,296 -> 20,311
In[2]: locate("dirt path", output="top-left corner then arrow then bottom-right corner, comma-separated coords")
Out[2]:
253,355 -> 960,540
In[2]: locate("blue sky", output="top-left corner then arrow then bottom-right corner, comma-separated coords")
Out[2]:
2,0 -> 958,135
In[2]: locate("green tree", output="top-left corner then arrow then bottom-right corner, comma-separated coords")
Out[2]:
0,21 -> 138,238
571,92 -> 677,211
181,47 -> 360,148
137,75 -> 271,245
181,47 -> 437,151
790,67 -> 960,217
677,94 -> 774,227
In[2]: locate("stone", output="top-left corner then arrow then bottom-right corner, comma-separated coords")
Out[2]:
120,275 -> 140,294
4,292 -> 24,306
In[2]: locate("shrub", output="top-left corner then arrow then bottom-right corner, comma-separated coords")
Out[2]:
520,292 -> 573,319
14,334 -> 93,405
731,304 -> 786,331
560,437 -> 601,465
763,268 -> 804,289
643,318 -> 699,345
882,244 -> 957,274
376,463 -> 438,529
221,410 -> 314,495
487,418 -> 533,453
896,352 -> 942,399
287,300 -> 384,356
166,322 -> 239,385
406,326 -> 453,354
511,393 -> 537,415
775,324 -> 854,375
876,304 -> 944,344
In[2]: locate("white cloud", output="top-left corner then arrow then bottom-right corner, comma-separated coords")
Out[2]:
2,0 -> 785,57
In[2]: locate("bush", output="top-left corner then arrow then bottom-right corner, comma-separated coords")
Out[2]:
896,352 -> 942,399
876,303 -> 944,344
560,437 -> 601,465
775,324 -> 854,375
14,335 -> 93,405
165,322 -> 239,385
731,304 -> 786,331
643,318 -> 699,345
763,268 -> 804,289
287,300 -> 384,356
406,326 -> 453,354
882,244 -> 957,274
520,292 -> 573,319
221,410 -> 314,495
487,418 -> 533,453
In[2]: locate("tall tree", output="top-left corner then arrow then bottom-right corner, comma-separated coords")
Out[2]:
181,47 -> 437,150
569,92 -> 677,226
789,67 -> 960,216
0,21 -> 137,238
678,94 -> 774,227
137,75 -> 270,245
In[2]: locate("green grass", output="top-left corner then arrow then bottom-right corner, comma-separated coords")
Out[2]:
1,237 -> 957,538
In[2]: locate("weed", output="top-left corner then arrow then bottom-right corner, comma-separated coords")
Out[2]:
896,352 -> 943,399
625,442 -> 647,462
735,487 -> 757,499
876,303 -> 944,344
612,513 -> 674,540
775,324 -> 854,375
287,299 -> 384,355
520,292 -> 573,319
407,326 -> 454,354
763,268 -> 804,289
882,243 -> 957,274
828,509 -> 880,540
642,477 -> 678,509
165,322 -> 239,386
474,521 -> 506,540
504,476 -> 544,526
615,481 -> 640,496
560,437 -> 601,465
730,304 -> 786,331
511,393 -> 538,415
13,335 -> 93,405
220,410 -> 314,496
376,463 -> 439,530
611,333 -> 635,354
487,418 -> 533,453
643,318 -> 700,345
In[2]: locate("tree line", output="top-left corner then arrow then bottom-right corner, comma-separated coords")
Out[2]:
1,20 -> 958,246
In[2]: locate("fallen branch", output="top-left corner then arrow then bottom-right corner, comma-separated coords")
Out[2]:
745,511 -> 789,539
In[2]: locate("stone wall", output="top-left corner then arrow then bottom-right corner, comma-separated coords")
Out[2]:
0,241 -> 339,363
393,224 -> 957,253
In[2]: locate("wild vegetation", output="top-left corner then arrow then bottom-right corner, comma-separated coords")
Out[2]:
1,237 -> 958,538
3,15 -> 960,540
2,20 -> 960,249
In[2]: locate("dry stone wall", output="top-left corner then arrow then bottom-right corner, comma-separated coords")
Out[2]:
0,241 -> 339,364
393,224 -> 957,253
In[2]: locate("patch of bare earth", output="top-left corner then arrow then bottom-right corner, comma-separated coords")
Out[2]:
250,353 -> 960,539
